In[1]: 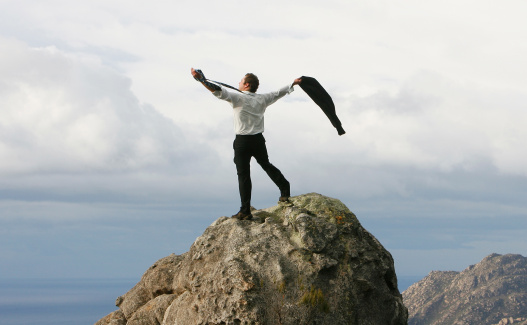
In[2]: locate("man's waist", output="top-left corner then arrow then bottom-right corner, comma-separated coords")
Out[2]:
235,132 -> 263,138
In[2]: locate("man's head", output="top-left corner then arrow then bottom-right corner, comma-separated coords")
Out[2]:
239,73 -> 259,92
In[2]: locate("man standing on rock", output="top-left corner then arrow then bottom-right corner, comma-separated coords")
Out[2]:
191,68 -> 302,220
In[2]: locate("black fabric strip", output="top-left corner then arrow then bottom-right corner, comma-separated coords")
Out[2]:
207,79 -> 244,93
299,76 -> 345,136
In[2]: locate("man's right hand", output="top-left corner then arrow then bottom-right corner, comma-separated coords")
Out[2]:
191,68 -> 219,92
191,68 -> 204,81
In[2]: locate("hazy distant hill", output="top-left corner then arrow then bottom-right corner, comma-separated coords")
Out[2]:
403,253 -> 527,325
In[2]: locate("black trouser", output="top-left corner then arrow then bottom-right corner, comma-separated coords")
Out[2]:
233,133 -> 290,214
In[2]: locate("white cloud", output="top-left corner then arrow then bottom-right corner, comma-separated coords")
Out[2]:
325,71 -> 527,176
0,37 -> 207,176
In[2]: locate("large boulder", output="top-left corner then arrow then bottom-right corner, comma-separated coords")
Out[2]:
96,193 -> 407,324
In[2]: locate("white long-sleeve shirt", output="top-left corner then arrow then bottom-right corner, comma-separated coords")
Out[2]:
213,84 -> 294,135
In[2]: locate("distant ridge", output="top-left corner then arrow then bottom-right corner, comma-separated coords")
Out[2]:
403,253 -> 527,325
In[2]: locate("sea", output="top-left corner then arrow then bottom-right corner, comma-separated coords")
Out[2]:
0,276 -> 422,325
0,278 -> 137,325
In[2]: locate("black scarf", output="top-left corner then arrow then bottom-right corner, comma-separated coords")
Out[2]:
299,76 -> 345,136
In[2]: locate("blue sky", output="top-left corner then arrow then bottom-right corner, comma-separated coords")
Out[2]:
1,0 -> 526,280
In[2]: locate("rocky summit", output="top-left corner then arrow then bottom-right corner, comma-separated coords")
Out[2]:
403,253 -> 527,325
95,193 -> 407,325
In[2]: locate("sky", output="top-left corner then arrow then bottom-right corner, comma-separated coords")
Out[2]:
1,0 -> 526,281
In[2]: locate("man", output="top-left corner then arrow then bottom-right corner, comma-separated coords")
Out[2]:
191,68 -> 302,220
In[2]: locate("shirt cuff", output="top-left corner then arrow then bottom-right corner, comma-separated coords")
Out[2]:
284,84 -> 295,94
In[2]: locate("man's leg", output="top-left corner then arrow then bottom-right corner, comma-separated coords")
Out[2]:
253,135 -> 290,198
233,136 -> 252,215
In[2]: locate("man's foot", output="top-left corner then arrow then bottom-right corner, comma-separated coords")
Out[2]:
231,211 -> 253,220
278,196 -> 293,206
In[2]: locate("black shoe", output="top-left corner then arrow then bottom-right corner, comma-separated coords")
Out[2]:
231,211 -> 253,220
278,196 -> 293,206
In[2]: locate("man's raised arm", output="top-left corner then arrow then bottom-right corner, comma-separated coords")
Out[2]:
191,68 -> 220,92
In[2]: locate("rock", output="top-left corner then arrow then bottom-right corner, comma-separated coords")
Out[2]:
403,253 -> 527,325
295,213 -> 338,252
96,193 -> 407,324
95,309 -> 126,325
495,317 -> 527,325
127,294 -> 178,325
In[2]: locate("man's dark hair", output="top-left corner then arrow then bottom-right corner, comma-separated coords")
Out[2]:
244,73 -> 259,92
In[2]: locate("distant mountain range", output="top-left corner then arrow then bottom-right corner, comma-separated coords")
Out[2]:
403,253 -> 527,325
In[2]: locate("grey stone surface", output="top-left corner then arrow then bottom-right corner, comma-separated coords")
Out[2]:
96,193 -> 407,325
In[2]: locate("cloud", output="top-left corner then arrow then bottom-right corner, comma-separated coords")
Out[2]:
332,71 -> 527,176
0,37 -> 207,176
0,37 -> 226,208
